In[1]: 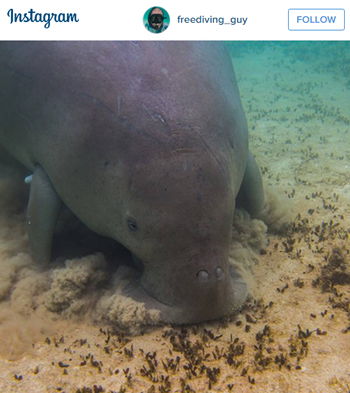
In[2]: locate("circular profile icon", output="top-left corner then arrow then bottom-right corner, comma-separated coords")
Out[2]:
144,7 -> 170,34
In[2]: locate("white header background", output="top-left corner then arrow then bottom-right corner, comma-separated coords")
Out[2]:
0,0 -> 348,40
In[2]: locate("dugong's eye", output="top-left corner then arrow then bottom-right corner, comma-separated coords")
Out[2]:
127,218 -> 138,232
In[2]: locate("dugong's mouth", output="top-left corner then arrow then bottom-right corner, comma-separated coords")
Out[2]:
122,264 -> 248,325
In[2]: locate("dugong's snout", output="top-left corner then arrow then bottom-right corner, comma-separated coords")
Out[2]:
123,254 -> 248,324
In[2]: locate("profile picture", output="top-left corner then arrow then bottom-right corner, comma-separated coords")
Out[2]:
144,7 -> 170,34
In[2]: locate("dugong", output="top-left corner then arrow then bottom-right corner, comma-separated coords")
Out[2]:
0,42 -> 264,324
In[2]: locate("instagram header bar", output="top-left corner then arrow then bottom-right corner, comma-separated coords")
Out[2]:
0,0 -> 348,40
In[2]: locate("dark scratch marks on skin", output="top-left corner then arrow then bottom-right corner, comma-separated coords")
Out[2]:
193,127 -> 227,176
78,93 -> 163,144
142,105 -> 154,120
18,111 -> 34,130
142,105 -> 172,137
140,219 -> 163,243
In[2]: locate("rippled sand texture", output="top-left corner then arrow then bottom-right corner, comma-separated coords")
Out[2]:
0,42 -> 350,392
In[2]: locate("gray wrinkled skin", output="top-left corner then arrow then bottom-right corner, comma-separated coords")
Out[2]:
0,42 -> 264,324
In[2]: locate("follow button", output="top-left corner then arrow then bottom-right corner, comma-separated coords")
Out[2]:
288,9 -> 345,31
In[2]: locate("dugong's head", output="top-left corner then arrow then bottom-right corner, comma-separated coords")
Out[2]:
117,143 -> 247,324
73,41 -> 250,324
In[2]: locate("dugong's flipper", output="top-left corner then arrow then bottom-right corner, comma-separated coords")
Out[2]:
236,150 -> 265,218
27,165 -> 63,264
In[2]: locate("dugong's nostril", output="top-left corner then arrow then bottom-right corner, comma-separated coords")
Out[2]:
215,266 -> 225,281
197,269 -> 210,283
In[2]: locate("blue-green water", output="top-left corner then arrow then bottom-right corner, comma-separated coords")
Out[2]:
226,41 -> 350,191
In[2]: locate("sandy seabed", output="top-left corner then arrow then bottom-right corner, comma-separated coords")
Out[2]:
0,43 -> 350,392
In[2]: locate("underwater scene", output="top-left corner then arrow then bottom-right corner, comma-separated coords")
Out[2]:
0,41 -> 349,392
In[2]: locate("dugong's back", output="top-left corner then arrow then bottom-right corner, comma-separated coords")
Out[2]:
0,41 -> 247,174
